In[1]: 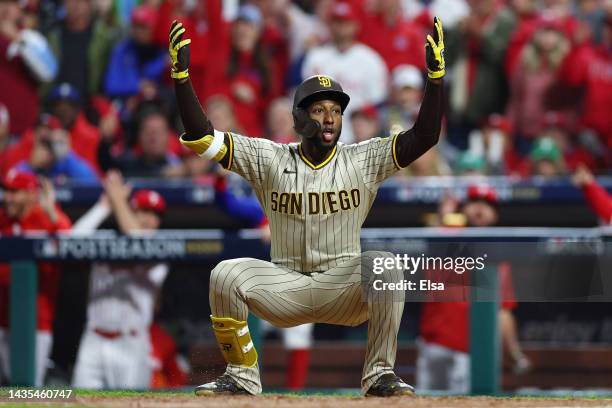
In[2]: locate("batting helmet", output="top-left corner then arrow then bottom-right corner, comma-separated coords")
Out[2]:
293,75 -> 350,113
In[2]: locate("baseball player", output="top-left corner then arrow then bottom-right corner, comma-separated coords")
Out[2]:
0,170 -> 71,386
71,171 -> 168,389
169,16 -> 445,396
417,185 -> 530,393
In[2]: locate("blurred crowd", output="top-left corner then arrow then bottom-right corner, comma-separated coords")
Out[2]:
0,0 -> 611,185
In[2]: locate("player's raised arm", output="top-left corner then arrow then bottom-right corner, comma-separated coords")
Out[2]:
168,20 -> 231,168
394,17 -> 445,168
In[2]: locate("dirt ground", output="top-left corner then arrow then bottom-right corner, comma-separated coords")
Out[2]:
57,395 -> 612,408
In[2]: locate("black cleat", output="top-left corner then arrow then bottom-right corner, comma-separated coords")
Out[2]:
365,373 -> 415,397
194,374 -> 251,396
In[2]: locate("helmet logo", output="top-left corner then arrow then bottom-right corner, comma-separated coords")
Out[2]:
317,76 -> 332,88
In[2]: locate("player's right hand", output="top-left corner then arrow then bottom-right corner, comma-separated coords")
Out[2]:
169,20 -> 191,80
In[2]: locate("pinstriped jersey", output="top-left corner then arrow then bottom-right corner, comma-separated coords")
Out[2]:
223,132 -> 402,273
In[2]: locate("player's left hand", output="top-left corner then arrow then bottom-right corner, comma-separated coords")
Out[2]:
425,17 -> 445,80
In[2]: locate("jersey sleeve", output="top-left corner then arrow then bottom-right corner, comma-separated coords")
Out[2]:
349,134 -> 401,191
223,132 -> 278,189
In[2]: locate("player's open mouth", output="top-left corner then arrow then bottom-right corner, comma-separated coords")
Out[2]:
322,129 -> 335,143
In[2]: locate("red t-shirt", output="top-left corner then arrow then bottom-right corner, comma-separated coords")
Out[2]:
153,0 -> 210,99
0,205 -> 72,331
0,35 -> 40,136
69,114 -> 101,173
560,44 -> 612,148
419,262 -> 517,352
198,0 -> 284,137
0,139 -> 31,178
358,13 -> 425,72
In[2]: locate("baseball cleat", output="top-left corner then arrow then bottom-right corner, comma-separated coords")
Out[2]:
194,374 -> 250,396
365,373 -> 415,397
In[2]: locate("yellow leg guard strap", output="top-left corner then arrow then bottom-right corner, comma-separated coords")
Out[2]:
211,315 -> 258,367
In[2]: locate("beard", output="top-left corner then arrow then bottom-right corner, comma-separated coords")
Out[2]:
307,123 -> 342,151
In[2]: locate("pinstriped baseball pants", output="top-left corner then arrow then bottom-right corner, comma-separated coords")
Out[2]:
209,251 -> 405,394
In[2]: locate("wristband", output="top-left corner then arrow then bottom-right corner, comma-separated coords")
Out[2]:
201,130 -> 225,160
171,69 -> 189,80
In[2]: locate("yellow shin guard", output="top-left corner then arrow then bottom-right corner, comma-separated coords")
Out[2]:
210,316 -> 258,367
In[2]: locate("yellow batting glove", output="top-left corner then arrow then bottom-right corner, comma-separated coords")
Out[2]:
169,20 -> 191,80
425,16 -> 445,80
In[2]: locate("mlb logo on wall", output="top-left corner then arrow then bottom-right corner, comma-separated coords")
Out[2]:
36,238 -> 59,258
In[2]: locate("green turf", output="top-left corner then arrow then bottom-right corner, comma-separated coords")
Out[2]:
2,387 -> 612,407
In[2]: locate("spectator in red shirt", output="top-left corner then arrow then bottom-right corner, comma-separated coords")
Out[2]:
358,0 -> 426,71
504,0 -> 542,77
506,19 -> 571,141
0,169 -> 71,386
572,164 -> 612,225
48,83 -> 101,172
559,14 -> 612,154
14,114 -> 98,183
417,185 -> 530,393
504,1 -> 581,76
153,0 -> 211,102
0,0 -> 57,136
250,0 -> 290,91
198,2 -> 276,137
